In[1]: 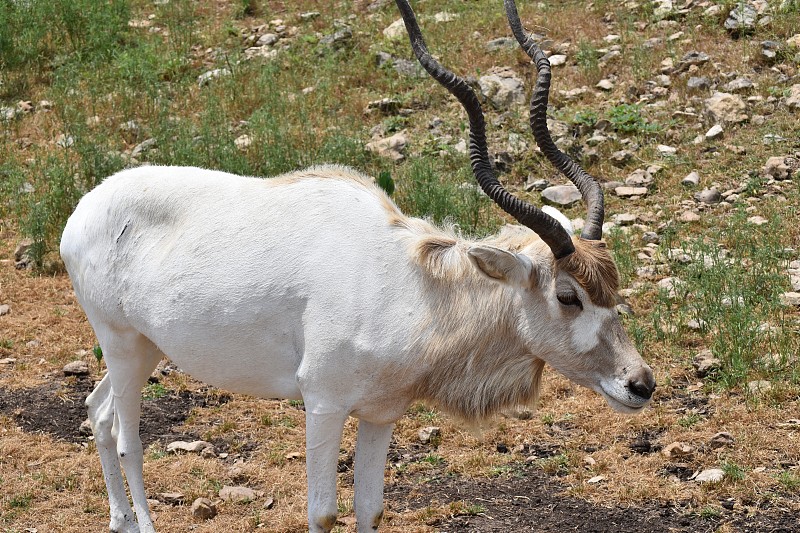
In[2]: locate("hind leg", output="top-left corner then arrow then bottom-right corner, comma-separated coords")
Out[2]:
86,373 -> 137,532
93,327 -> 162,532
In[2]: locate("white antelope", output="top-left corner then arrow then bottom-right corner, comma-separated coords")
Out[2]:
61,1 -> 654,531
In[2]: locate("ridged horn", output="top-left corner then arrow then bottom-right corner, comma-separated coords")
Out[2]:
504,0 -> 605,241
394,0 -> 575,259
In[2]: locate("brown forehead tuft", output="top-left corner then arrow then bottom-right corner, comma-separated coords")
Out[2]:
556,238 -> 620,308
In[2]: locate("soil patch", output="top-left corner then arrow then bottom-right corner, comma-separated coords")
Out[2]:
385,465 -> 798,533
0,376 -> 231,447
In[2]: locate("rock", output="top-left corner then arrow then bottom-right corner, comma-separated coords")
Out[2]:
788,33 -> 800,47
610,150 -> 633,166
0,304 -> 10,316
365,98 -> 401,115
678,51 -> 710,70
748,216 -> 768,225
478,67 -> 526,110
131,138 -> 156,158
392,57 -> 426,78
612,213 -> 637,226
705,124 -> 724,140
79,419 -> 93,436
723,77 -> 755,93
197,68 -> 231,86
695,468 -> 725,483
548,54 -> 567,66
299,12 -> 320,21
695,187 -> 722,204
157,492 -> 185,505
662,442 -> 695,459
687,76 -> 711,90
709,432 -> 736,449
486,37 -> 516,51
256,33 -> 279,47
725,4 -> 757,35
525,178 -> 549,192
383,19 -> 405,40
657,144 -> 677,155
587,475 -> 606,484
625,169 -> 653,187
219,486 -> 263,502
596,79 -> 614,91
682,172 -> 701,186
365,131 -> 407,161
167,440 -> 215,454
642,232 -> 660,244
747,380 -> 772,393
0,358 -> 16,365
418,426 -> 441,444
542,185 -> 582,206
191,497 -> 217,520
234,134 -> 252,150
615,186 -> 648,198
679,211 -> 701,222
763,156 -> 795,179
779,292 -> 800,306
653,0 -> 674,18
433,11 -> 458,22
786,84 -> 800,110
319,27 -> 353,49
63,360 -> 90,376
263,497 -> 275,509
704,92 -> 747,125
657,277 -> 683,298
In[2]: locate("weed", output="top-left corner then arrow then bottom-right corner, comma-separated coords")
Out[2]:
575,41 -> 600,77
699,506 -> 722,519
421,453 -> 445,466
778,471 -> 800,492
722,462 -> 746,482
449,501 -> 487,516
607,104 -> 663,135
9,493 -> 32,509
677,413 -> 703,428
141,382 -> 168,401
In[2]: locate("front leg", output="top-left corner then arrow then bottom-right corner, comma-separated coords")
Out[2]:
304,407 -> 348,533
354,420 -> 394,532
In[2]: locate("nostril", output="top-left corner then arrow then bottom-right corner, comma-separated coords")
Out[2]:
627,378 -> 655,400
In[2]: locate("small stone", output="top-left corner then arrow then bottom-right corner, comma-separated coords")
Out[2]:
705,124 -> 724,139
610,150 -> 632,166
79,419 -> 93,436
167,440 -> 215,454
748,216 -> 768,225
596,79 -> 615,91
383,19 -> 405,40
256,33 -> 279,47
687,76 -> 711,90
191,497 -> 217,520
709,432 -> 735,449
679,211 -> 701,222
478,67 -> 526,110
0,304 -> 10,316
615,186 -> 648,198
693,349 -> 720,377
682,172 -> 700,186
549,54 -> 567,66
365,98 -> 401,115
365,131 -> 407,161
662,442 -> 695,459
695,188 -> 722,204
0,358 -> 17,365
157,492 -> 185,505
486,37 -> 516,51
779,292 -> 800,306
219,486 -> 263,502
131,138 -> 156,158
234,134 -> 252,150
299,12 -> 320,21
285,451 -> 303,460
433,11 -> 458,22
612,213 -> 637,226
723,77 -> 755,93
657,144 -> 677,155
418,426 -> 441,444
704,92 -> 748,125
198,68 -> 231,86
63,360 -> 90,376
763,156 -> 792,180
725,5 -> 757,36
642,232 -> 660,244
747,380 -> 772,394
695,468 -> 725,483
263,497 -> 275,509
525,178 -> 550,192
542,185 -> 582,206
587,475 -> 606,484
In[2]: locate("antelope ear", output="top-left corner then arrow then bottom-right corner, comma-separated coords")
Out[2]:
468,245 -> 532,286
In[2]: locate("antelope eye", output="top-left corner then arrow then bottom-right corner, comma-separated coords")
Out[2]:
557,292 -> 583,309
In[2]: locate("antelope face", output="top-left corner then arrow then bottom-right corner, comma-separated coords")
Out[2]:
546,270 -> 655,414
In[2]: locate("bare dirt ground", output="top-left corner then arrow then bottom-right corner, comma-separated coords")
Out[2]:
1,234 -> 798,532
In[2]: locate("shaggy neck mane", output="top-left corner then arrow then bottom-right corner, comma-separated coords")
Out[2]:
395,220 -> 547,424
